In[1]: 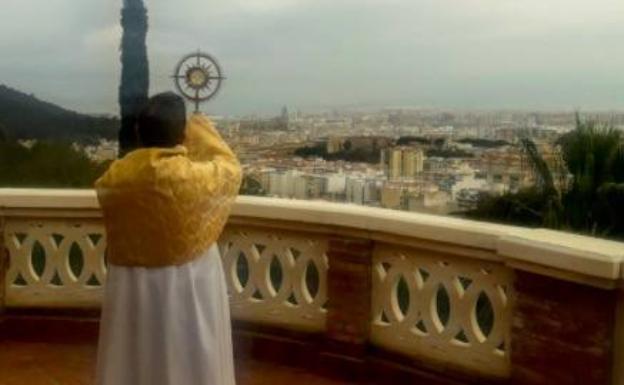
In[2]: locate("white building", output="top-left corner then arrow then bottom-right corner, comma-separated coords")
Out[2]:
326,174 -> 347,194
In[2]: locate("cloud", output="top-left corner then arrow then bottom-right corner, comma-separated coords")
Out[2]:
2,0 -> 624,115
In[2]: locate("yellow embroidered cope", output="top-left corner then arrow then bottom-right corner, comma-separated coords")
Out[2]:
95,114 -> 242,267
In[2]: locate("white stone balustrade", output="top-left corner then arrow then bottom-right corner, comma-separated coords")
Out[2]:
220,226 -> 328,332
371,243 -> 512,377
1,188 -> 623,381
4,218 -> 106,308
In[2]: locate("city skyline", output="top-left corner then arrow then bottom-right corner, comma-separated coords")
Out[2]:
2,0 -> 624,116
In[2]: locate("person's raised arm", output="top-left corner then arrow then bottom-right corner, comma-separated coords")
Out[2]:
182,113 -> 242,197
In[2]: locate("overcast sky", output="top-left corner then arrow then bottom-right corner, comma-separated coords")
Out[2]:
1,0 -> 624,116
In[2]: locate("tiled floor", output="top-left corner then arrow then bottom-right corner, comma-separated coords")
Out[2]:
0,341 -> 95,385
0,339 -> 349,385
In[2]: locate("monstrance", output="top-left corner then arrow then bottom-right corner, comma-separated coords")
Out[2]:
173,51 -> 225,112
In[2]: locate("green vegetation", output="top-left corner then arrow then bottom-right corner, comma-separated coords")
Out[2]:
0,85 -> 118,143
398,136 -> 475,158
239,175 -> 265,196
397,136 -> 429,146
118,0 -> 150,155
399,136 -> 509,149
468,114 -> 624,240
293,143 -> 326,158
294,142 -> 381,164
466,187 -> 549,228
456,138 -> 509,148
0,140 -> 108,188
426,148 -> 474,158
558,118 -> 624,234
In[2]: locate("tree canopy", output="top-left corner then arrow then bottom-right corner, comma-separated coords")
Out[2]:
467,115 -> 624,240
0,141 -> 108,188
0,85 -> 118,143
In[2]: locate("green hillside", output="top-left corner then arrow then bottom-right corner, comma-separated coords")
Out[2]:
0,85 -> 118,143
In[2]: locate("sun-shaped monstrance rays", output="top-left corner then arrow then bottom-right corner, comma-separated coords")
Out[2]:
173,51 -> 225,112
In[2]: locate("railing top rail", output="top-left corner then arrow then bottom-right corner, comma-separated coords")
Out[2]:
1,188 -> 623,284
0,188 -> 98,210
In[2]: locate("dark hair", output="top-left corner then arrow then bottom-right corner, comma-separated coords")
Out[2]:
136,92 -> 187,148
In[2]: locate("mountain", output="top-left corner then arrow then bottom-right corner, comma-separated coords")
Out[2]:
0,85 -> 118,143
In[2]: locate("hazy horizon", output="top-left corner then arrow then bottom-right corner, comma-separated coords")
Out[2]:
2,0 -> 624,116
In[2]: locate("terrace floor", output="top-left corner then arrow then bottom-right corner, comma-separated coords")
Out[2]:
0,315 -> 351,385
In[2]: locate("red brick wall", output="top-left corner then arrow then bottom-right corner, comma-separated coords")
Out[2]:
0,240 -> 6,315
511,271 -> 617,385
319,237 -> 373,381
325,237 -> 373,351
